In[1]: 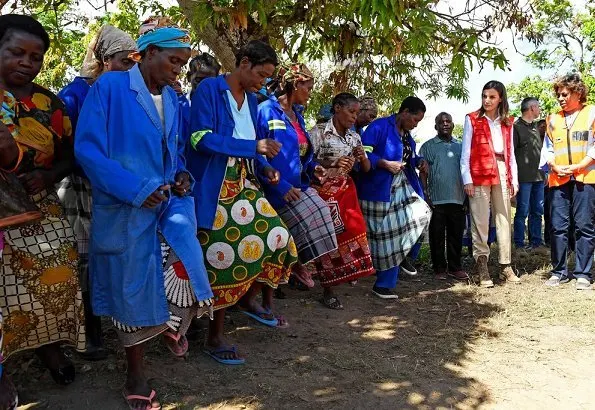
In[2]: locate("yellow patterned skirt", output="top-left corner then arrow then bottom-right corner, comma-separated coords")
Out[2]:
0,191 -> 85,361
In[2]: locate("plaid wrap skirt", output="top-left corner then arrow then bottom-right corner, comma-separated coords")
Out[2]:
277,187 -> 338,264
360,173 -> 432,271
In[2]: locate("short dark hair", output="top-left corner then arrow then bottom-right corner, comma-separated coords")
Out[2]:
235,40 -> 278,67
537,119 -> 546,126
189,52 -> 221,75
331,92 -> 359,114
398,96 -> 426,114
434,112 -> 452,124
520,97 -> 539,113
0,14 -> 50,52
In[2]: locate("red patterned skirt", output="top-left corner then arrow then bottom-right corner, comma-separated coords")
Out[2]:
312,176 -> 374,286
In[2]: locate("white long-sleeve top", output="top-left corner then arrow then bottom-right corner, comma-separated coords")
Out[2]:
460,114 -> 518,187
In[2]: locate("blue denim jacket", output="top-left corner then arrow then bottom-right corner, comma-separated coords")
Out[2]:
75,65 -> 213,326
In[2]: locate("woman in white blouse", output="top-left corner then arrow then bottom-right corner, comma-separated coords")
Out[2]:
460,81 -> 519,288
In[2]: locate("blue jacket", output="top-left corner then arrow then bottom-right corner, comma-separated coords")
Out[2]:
256,96 -> 318,209
356,114 -> 424,202
74,65 -> 213,326
58,76 -> 92,177
186,75 -> 270,229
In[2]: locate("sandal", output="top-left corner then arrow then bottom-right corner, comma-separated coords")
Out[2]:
122,389 -> 161,410
321,295 -> 344,310
263,308 -> 289,328
203,345 -> 245,365
239,308 -> 278,327
162,331 -> 188,357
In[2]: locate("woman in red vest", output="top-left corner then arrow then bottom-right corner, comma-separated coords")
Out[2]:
460,81 -> 520,288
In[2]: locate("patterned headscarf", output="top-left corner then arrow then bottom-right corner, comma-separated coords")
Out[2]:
80,25 -> 137,78
138,16 -> 174,35
359,95 -> 377,112
280,63 -> 314,90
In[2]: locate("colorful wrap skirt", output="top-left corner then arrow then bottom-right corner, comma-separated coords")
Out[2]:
277,187 -> 338,264
360,173 -> 432,271
312,176 -> 374,286
198,158 -> 297,310
0,191 -> 86,360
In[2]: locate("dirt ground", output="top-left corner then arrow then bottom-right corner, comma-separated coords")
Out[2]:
10,247 -> 595,410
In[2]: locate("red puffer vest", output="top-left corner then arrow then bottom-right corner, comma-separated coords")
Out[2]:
468,110 -> 513,189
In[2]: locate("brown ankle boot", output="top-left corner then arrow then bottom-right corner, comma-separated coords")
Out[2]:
476,255 -> 493,288
500,265 -> 520,284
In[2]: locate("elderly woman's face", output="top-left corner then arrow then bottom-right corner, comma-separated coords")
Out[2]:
104,50 -> 135,73
556,86 -> 582,112
145,46 -> 191,88
0,29 -> 45,87
293,79 -> 314,105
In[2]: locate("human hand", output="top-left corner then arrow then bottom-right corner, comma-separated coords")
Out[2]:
264,166 -> 280,185
384,160 -> 404,174
256,139 -> 282,158
336,156 -> 356,172
418,159 -> 429,174
352,145 -> 367,162
560,164 -> 581,174
18,169 -> 55,195
550,163 -> 570,177
142,184 -> 171,208
464,183 -> 474,198
314,164 -> 327,184
511,184 -> 518,197
284,187 -> 301,202
173,172 -> 191,197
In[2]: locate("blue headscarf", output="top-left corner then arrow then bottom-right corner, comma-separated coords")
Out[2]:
136,26 -> 191,52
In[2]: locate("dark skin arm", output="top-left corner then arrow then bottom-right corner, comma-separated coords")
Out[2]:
353,145 -> 371,172
419,168 -> 433,208
19,137 -> 74,195
0,122 -> 19,170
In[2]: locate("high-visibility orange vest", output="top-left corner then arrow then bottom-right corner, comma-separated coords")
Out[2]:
547,105 -> 595,187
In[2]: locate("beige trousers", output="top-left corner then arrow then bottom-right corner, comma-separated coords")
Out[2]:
468,159 -> 512,264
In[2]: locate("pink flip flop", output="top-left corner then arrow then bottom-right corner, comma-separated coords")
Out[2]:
122,389 -> 161,410
162,331 -> 188,357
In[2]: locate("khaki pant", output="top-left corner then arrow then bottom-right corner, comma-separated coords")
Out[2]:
469,159 -> 512,264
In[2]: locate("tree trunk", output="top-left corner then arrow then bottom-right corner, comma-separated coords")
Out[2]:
177,0 -> 237,72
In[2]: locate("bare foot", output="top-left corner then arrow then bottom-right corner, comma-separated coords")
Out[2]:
124,376 -> 160,410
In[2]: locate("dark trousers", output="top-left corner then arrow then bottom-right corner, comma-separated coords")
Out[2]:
544,185 -> 551,244
550,182 -> 595,280
429,203 -> 465,272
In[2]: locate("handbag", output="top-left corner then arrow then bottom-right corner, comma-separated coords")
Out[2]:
0,169 -> 42,229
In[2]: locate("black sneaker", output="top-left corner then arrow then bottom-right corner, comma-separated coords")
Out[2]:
399,258 -> 417,276
372,286 -> 399,299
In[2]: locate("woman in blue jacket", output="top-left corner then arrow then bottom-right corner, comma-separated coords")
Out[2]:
187,40 -> 298,365
357,97 -> 431,299
75,26 -> 213,410
57,24 -> 137,361
257,64 -> 340,308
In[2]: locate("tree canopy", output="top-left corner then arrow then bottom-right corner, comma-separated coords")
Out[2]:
507,0 -> 595,116
1,0 -> 535,115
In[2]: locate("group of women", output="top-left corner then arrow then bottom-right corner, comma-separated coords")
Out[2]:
1,12 -> 593,410
0,14 -> 431,410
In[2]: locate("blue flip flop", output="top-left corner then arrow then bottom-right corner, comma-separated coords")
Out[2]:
203,345 -> 245,365
240,310 -> 279,327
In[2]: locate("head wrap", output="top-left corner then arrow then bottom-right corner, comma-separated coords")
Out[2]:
138,16 -> 174,36
0,14 -> 50,51
280,63 -> 314,90
359,95 -> 377,112
136,26 -> 191,52
80,25 -> 137,78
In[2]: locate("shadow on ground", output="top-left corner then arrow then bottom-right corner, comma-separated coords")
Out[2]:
11,266 -> 502,410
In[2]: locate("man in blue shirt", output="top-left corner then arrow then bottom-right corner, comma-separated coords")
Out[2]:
420,112 -> 468,280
